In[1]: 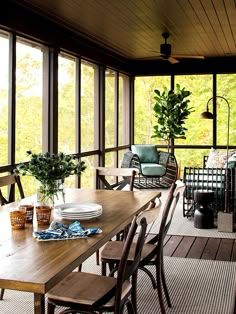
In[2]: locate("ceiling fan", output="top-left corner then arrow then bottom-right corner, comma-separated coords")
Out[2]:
154,32 -> 205,64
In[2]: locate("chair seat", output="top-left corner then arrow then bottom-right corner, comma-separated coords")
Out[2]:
141,163 -> 166,176
47,272 -> 132,308
101,240 -> 156,262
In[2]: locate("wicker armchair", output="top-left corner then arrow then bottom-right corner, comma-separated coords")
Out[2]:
121,145 -> 178,189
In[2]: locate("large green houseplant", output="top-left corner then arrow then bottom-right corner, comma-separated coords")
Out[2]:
14,151 -> 86,204
152,84 -> 193,151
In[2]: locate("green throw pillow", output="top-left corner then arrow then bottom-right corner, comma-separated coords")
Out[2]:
131,145 -> 159,163
225,152 -> 236,168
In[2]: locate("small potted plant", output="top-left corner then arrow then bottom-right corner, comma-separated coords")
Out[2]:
14,150 -> 86,205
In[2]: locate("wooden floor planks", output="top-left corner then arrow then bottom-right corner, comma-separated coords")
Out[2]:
164,235 -> 236,261
172,236 -> 195,258
216,238 -> 235,261
187,237 -> 208,259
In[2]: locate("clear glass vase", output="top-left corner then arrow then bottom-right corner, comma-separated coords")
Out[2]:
37,179 -> 65,206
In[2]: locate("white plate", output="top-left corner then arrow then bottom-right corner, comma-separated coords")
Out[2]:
58,210 -> 102,217
55,202 -> 102,213
56,214 -> 102,220
54,203 -> 103,220
57,208 -> 102,215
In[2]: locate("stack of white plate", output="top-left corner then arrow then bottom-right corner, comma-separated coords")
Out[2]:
54,203 -> 103,220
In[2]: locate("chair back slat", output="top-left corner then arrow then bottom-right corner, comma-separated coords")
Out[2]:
96,167 -> 138,177
126,201 -> 162,278
158,180 -> 185,248
145,180 -> 185,248
0,174 -> 25,205
164,180 -> 186,235
95,167 -> 138,191
114,215 -> 147,312
136,199 -> 161,226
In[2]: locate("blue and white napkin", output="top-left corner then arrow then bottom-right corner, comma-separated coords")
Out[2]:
33,221 -> 102,241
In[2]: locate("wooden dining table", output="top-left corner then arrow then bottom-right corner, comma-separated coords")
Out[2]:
0,188 -> 161,314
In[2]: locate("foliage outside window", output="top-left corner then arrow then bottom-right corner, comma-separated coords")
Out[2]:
105,151 -> 117,185
134,76 -> 171,144
216,74 -> 236,147
105,69 -> 116,148
174,75 -> 213,172
119,74 -> 130,146
2,27 -> 236,193
15,40 -> 43,163
0,31 -> 133,193
80,155 -> 98,188
81,61 -> 98,152
0,34 -> 9,166
175,75 -> 213,146
58,54 -> 76,155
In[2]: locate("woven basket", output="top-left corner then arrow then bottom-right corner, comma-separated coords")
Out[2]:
36,206 -> 52,225
10,211 -> 26,229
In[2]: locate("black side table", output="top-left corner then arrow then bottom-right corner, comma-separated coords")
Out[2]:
193,190 -> 215,229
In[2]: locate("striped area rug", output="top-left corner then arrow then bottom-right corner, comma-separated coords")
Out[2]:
0,255 -> 235,314
137,257 -> 235,314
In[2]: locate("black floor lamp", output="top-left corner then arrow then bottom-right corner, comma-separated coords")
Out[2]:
200,96 -> 233,232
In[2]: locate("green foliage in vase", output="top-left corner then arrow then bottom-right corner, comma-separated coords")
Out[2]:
14,151 -> 86,202
152,84 -> 194,143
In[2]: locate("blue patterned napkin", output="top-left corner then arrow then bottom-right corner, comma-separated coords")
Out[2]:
33,221 -> 102,241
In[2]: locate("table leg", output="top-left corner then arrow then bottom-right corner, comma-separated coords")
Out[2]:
34,293 -> 45,314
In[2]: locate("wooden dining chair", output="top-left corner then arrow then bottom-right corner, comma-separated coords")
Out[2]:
47,211 -> 148,314
0,173 -> 25,300
95,166 -> 138,191
0,173 -> 25,205
100,180 -> 186,314
101,199 -> 161,276
94,166 -> 138,266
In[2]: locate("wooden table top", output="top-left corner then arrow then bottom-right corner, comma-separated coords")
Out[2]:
0,188 -> 161,295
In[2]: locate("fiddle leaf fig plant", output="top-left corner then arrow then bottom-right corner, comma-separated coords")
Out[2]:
152,84 -> 194,146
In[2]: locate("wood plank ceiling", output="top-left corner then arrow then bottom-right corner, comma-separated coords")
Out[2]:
13,0 -> 236,62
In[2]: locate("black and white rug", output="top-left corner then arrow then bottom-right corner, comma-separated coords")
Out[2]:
0,255 -> 235,314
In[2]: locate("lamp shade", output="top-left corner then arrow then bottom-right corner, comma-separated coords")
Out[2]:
200,111 -> 214,119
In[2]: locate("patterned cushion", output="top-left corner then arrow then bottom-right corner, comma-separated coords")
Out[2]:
205,148 -> 234,168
